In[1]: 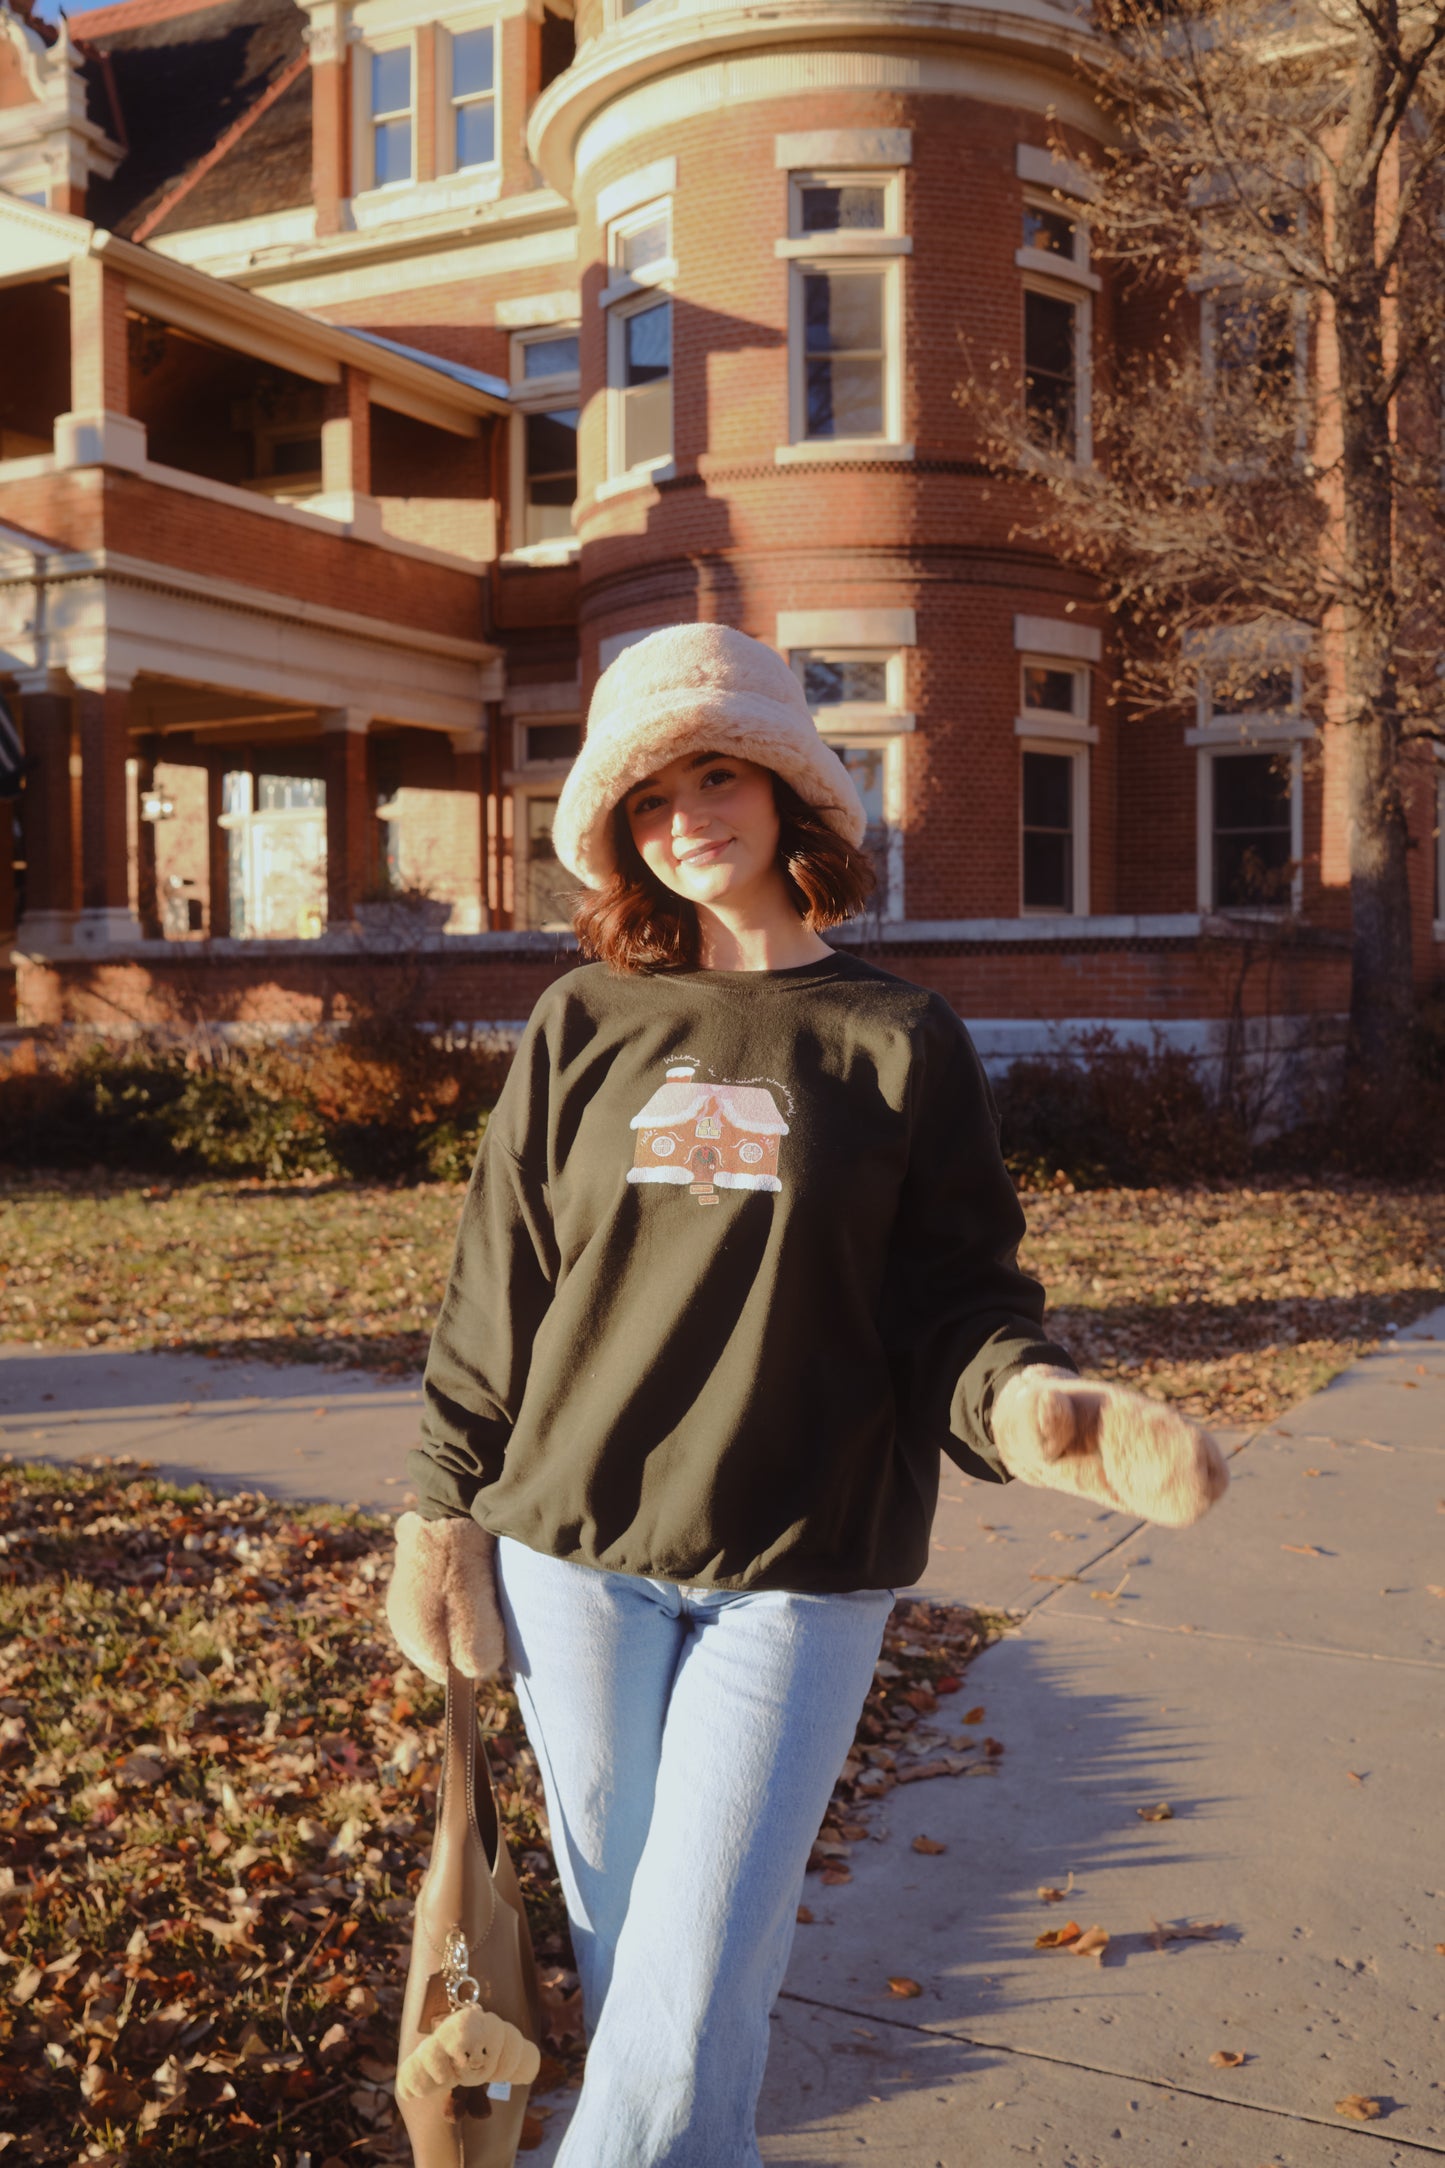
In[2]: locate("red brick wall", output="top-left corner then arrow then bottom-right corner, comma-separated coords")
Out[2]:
17,933 -> 1359,1033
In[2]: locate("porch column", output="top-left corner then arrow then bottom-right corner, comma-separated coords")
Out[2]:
133,736 -> 163,939
73,675 -> 144,948
205,755 -> 231,939
449,726 -> 488,933
13,668 -> 77,947
321,708 -> 373,928
317,367 -> 378,532
56,256 -> 147,473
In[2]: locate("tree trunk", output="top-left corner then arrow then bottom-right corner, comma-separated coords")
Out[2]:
1332,134 -> 1416,1086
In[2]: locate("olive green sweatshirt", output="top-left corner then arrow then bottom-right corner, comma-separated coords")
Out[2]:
407,950 -> 1077,1592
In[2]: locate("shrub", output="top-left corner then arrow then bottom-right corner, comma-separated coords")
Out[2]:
0,1020 -> 511,1183
997,1030 -> 1251,1189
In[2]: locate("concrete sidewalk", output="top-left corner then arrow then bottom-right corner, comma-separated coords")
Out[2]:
3,1319 -> 1443,2165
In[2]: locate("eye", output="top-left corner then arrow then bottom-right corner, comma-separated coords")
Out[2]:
630,791 -> 663,816
701,765 -> 736,788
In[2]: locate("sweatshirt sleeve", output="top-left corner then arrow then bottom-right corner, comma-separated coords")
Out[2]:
405,1003 -> 561,1521
880,1004 -> 1078,1486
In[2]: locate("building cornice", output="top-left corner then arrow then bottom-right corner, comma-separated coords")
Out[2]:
529,0 -> 1106,196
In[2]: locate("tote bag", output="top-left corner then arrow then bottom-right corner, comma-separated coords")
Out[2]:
395,1664 -> 545,2166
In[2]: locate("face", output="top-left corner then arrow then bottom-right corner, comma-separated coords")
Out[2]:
622,749 -> 783,907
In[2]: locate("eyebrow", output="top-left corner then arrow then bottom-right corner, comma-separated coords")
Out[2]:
627,750 -> 728,795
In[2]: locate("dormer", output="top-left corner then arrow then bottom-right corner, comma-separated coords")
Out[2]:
0,0 -> 122,216
303,0 -> 576,236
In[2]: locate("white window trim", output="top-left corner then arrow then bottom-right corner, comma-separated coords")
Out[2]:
1021,269 -> 1093,467
787,646 -> 914,735
1195,739 -> 1305,916
438,15 -> 500,180
1019,737 -> 1090,918
506,327 -> 581,563
1014,654 -> 1098,745
818,732 -> 907,923
510,780 -> 568,933
606,284 -> 673,483
352,30 -> 416,197
599,195 -> 675,312
505,712 -> 583,784
1016,186 -> 1100,290
785,166 -> 905,240
785,253 -> 904,454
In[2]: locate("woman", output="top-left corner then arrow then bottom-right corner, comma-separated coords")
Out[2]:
386,623 -> 1228,2166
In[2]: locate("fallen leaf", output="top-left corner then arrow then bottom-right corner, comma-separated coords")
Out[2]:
1334,2094 -> 1382,2121
1209,2049 -> 1246,2068
821,1864 -> 852,1886
1137,1802 -> 1174,1821
961,1707 -> 985,1725
1346,1770 -> 1367,1784
1072,1925 -> 1110,1960
911,1835 -> 947,1854
1037,1882 -> 1071,1903
1035,1920 -> 1083,1949
886,1976 -> 922,1998
1151,1918 -> 1226,1949
1281,1544 -> 1325,1557
1426,1586 -> 1445,1599
795,1906 -> 813,1925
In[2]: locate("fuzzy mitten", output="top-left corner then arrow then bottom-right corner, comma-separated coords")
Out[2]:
991,1367 -> 1229,1528
394,2003 -> 541,2105
384,1512 -> 507,1685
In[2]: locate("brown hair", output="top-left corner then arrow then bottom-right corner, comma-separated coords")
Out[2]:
570,772 -> 877,974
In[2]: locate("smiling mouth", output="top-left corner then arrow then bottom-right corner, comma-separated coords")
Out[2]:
677,841 -> 729,865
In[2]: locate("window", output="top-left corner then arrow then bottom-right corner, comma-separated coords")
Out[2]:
608,198 -> 672,286
1209,750 -> 1293,907
218,771 -> 327,939
608,292 -> 672,475
1021,751 -> 1076,912
510,329 -> 580,554
1023,290 -> 1081,457
1017,188 -> 1095,462
1202,285 -> 1303,466
791,645 -> 908,918
450,25 -> 496,171
599,194 -> 675,482
524,409 -> 578,544
1016,653 -> 1091,913
1020,659 -> 1089,729
526,719 -> 580,763
1187,637 -> 1310,910
516,794 -> 572,930
368,46 -> 412,188
782,169 -> 906,452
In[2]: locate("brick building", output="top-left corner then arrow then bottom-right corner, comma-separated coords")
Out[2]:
1,0 -> 1440,1058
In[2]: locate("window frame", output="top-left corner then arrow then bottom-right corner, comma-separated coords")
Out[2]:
599,195 -> 676,308
353,31 -> 416,196
441,17 -> 500,178
1017,737 -> 1090,917
779,166 -> 909,458
787,643 -> 910,923
1198,279 -> 1310,472
507,325 -> 581,562
1014,654 -> 1095,742
1187,646 -> 1310,914
605,283 -> 674,483
1020,274 -> 1092,466
509,781 -> 571,932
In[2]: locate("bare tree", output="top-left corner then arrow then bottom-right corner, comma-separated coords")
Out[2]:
959,0 -> 1445,1081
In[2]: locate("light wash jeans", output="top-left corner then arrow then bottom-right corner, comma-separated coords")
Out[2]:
492,1533 -> 896,2168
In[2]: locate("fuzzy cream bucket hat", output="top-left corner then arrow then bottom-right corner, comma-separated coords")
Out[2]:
551,622 -> 869,889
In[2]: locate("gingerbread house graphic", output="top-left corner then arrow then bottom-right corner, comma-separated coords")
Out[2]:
627,1063 -> 789,1206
